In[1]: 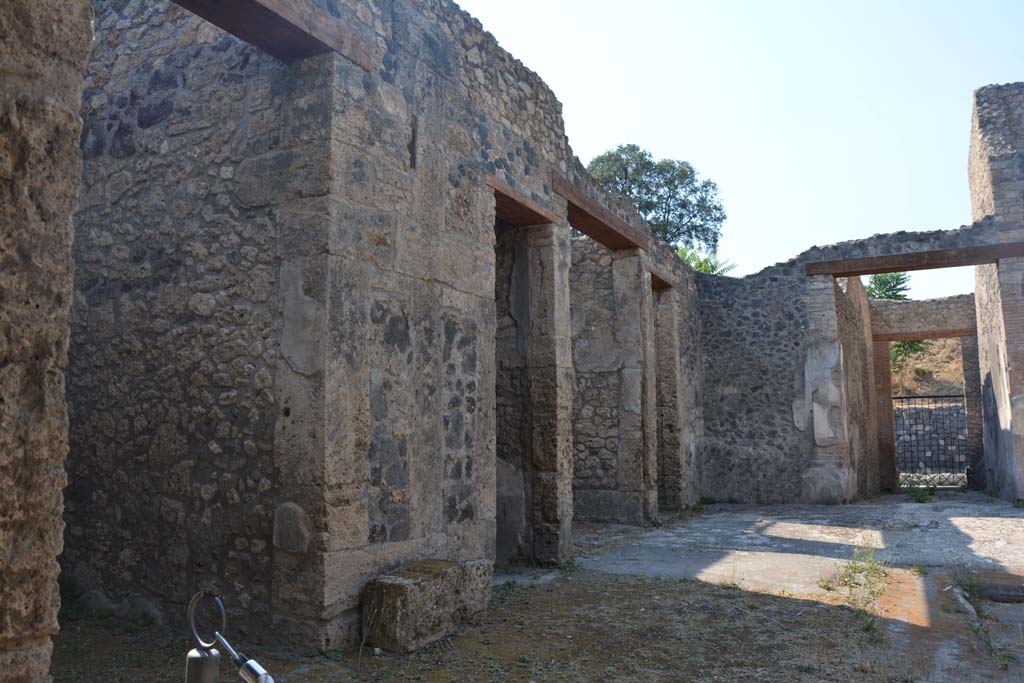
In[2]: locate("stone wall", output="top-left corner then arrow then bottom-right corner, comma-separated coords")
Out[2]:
893,402 -> 968,476
65,0 -> 587,648
570,238 -> 658,522
65,0 -> 333,642
653,277 -> 704,511
971,84 -> 1024,225
696,269 -> 815,503
834,277 -> 879,498
19,0 -> 1024,672
869,295 -> 976,340
695,263 -> 857,504
11,0 -> 1024,674
970,83 -> 1024,502
0,1 -> 92,680
974,262 -> 1017,498
962,336 -> 985,486
697,222 -> 1001,504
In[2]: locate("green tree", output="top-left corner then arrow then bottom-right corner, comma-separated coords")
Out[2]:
866,272 -> 911,300
676,246 -> 737,275
865,272 -> 927,370
587,144 -> 726,249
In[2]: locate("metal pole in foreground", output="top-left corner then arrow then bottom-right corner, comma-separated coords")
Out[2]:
185,591 -> 275,683
186,647 -> 221,683
185,592 -> 225,683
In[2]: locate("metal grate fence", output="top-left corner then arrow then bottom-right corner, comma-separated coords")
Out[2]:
893,394 -> 968,488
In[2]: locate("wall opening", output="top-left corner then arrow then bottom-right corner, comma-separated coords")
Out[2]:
494,219 -> 532,565
861,277 -> 984,492
893,393 -> 969,488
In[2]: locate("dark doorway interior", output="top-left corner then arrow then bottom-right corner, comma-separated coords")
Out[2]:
494,220 -> 532,565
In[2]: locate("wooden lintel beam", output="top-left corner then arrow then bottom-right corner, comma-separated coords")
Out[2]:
486,175 -> 562,227
649,266 -> 675,290
805,242 -> 1024,277
172,0 -> 377,70
873,328 -> 977,342
552,174 -> 653,252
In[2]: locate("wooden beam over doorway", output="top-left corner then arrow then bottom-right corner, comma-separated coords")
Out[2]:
486,175 -> 563,226
874,328 -> 978,342
552,174 -> 653,252
649,266 -> 675,291
804,242 -> 1024,277
172,0 -> 377,69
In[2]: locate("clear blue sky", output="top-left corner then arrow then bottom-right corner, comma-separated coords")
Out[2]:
455,0 -> 1024,299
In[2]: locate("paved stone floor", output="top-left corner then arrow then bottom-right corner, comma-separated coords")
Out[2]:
575,491 -> 1024,593
574,490 -> 1024,682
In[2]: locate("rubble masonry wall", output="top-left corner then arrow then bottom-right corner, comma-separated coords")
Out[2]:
66,0 -> 589,648
569,238 -> 659,522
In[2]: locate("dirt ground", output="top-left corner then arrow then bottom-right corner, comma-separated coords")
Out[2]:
892,337 -> 964,396
51,568 -> 1009,683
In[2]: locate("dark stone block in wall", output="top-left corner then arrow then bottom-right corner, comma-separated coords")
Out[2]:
108,126 -> 135,158
137,99 -> 172,128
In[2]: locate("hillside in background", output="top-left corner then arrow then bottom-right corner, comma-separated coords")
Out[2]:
891,337 -> 964,397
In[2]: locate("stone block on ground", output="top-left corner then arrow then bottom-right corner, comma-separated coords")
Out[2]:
360,559 -> 492,653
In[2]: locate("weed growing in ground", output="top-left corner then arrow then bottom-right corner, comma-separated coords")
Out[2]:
902,484 -> 937,503
952,564 -> 986,608
836,547 -> 889,606
861,614 -> 882,645
124,613 -> 154,634
493,579 -> 535,603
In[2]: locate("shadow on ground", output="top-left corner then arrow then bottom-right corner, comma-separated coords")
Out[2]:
52,491 -> 1024,682
572,490 -> 1024,681
51,570 -> 973,683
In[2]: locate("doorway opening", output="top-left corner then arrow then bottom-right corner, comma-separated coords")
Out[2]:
893,393 -> 969,488
494,219 -> 532,565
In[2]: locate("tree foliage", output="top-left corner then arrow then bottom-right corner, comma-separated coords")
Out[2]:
865,272 -> 911,300
676,246 -> 737,275
865,272 -> 928,371
587,144 -> 726,249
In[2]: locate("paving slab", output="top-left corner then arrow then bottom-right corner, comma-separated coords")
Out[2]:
576,491 -> 1024,595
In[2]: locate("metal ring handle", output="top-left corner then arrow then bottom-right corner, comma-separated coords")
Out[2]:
187,591 -> 226,650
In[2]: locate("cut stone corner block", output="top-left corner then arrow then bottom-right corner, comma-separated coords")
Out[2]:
801,460 -> 850,504
360,559 -> 493,653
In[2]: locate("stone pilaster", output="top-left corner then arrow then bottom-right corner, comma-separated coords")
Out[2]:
654,288 -> 686,511
524,225 -> 574,563
873,341 -> 897,491
961,336 -> 985,488
800,275 -> 850,503
611,250 -> 659,523
0,2 -> 92,681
